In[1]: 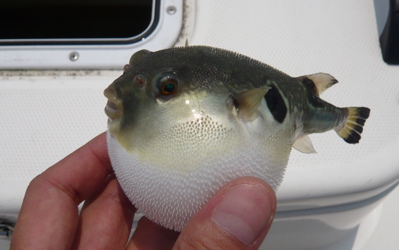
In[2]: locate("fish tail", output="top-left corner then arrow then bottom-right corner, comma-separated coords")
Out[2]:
335,107 -> 370,144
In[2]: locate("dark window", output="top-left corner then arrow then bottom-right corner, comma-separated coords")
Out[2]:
0,0 -> 156,45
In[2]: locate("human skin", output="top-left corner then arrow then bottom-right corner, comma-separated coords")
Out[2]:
10,132 -> 276,250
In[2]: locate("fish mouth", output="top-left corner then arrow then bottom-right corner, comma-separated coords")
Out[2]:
104,85 -> 123,120
105,100 -> 120,118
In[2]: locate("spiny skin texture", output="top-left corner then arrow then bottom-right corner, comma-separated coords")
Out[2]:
104,46 -> 370,231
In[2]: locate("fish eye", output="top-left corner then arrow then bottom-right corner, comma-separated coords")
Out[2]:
161,81 -> 177,95
156,74 -> 179,97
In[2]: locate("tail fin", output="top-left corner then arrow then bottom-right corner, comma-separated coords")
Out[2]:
336,107 -> 370,144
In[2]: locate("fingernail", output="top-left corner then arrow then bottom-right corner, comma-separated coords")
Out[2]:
211,184 -> 275,246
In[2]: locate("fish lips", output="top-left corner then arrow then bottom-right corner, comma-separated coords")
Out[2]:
104,84 -> 123,120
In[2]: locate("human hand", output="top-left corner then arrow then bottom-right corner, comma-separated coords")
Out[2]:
11,133 -> 276,249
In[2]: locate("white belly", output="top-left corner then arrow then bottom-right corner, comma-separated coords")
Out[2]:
107,114 -> 291,230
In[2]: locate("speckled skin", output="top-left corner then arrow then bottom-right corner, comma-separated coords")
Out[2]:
104,46 -> 352,231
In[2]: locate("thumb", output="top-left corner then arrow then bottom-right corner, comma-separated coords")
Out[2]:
174,177 -> 276,249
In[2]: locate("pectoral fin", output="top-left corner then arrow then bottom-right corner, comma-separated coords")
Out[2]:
293,135 -> 317,154
233,88 -> 270,122
296,73 -> 338,96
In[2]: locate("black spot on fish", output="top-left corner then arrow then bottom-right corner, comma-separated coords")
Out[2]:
265,86 -> 287,123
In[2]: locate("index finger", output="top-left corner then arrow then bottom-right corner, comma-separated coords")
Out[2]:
11,132 -> 115,249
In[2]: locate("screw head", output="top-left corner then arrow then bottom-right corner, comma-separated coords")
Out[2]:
167,6 -> 176,15
69,51 -> 79,62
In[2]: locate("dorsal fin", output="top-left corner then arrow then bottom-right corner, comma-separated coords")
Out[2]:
293,135 -> 317,154
233,88 -> 270,122
296,73 -> 338,96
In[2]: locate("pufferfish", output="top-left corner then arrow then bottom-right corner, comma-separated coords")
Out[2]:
104,46 -> 370,231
